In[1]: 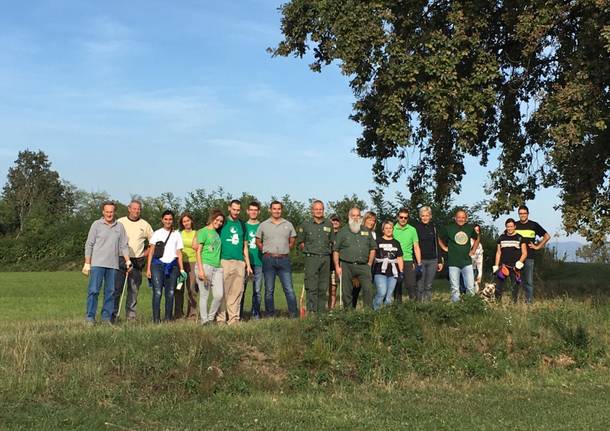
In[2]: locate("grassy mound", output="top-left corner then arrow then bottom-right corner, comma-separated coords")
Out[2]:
1,296 -> 610,430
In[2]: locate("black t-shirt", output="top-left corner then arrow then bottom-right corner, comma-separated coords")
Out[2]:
497,233 -> 524,266
515,220 -> 547,258
413,221 -> 439,261
373,238 -> 403,276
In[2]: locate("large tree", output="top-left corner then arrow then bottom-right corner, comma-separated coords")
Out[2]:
2,150 -> 74,236
271,0 -> 610,243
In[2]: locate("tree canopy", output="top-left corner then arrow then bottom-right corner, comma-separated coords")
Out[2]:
271,0 -> 610,243
1,150 -> 74,236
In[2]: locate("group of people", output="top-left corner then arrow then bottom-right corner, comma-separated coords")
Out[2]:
83,198 -> 550,325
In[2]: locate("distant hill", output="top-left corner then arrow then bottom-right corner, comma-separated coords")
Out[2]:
550,241 -> 585,262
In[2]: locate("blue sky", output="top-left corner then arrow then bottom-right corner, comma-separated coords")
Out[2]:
0,0 -> 580,242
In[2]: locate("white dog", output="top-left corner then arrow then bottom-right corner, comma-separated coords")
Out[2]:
478,282 -> 496,302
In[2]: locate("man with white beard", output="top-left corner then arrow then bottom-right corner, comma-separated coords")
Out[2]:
332,208 -> 377,309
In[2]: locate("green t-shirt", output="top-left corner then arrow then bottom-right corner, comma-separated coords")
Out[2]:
181,230 -> 197,263
245,222 -> 262,267
441,223 -> 478,268
393,224 -> 419,261
197,227 -> 222,268
220,218 -> 245,261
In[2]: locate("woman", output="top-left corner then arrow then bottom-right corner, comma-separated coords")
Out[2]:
352,211 -> 377,307
373,221 -> 404,309
412,206 -> 443,302
493,218 -> 527,302
175,212 -> 198,320
194,209 -> 225,324
146,210 -> 186,323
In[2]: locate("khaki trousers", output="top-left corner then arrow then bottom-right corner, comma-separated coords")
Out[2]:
217,259 -> 246,325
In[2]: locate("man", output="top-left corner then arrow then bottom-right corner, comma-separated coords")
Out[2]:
297,200 -> 333,313
240,201 -> 264,319
412,206 -> 443,302
333,207 -> 377,309
438,209 -> 480,302
514,205 -> 550,303
218,200 -> 252,325
328,214 -> 342,309
83,201 -> 131,324
112,199 -> 153,322
393,208 -> 421,303
256,201 -> 298,317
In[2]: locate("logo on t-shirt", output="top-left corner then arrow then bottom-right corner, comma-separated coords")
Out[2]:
454,231 -> 469,246
248,231 -> 256,249
228,227 -> 240,245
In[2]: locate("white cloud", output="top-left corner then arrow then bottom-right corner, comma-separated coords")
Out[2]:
244,84 -> 299,112
78,17 -> 145,75
206,138 -> 274,158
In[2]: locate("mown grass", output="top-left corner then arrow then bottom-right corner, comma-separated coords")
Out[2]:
0,264 -> 609,430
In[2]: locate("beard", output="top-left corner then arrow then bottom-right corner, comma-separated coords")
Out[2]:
349,219 -> 361,233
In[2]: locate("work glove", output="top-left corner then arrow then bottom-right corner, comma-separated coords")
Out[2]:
179,271 -> 188,282
515,261 -> 524,270
125,260 -> 133,271
415,264 -> 423,276
492,265 -> 499,273
82,263 -> 91,276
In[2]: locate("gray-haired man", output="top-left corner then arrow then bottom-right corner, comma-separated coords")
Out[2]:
112,199 -> 153,322
84,201 -> 131,324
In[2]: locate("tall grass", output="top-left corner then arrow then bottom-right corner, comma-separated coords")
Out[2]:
0,267 -> 609,429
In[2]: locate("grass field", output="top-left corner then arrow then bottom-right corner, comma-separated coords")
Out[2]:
1,263 -> 609,430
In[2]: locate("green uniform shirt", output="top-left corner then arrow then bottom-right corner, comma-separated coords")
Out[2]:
393,223 -> 419,261
441,223 -> 478,268
220,218 -> 245,261
333,226 -> 376,263
197,227 -> 222,268
297,218 -> 333,255
245,222 -> 263,267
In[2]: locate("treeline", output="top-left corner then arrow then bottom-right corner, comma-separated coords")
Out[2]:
0,149 -> 555,272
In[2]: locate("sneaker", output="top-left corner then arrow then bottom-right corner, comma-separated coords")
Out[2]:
84,319 -> 95,327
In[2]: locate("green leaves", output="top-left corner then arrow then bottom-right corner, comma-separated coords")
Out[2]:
272,0 -> 610,243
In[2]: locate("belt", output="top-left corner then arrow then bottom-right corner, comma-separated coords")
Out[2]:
340,259 -> 369,265
304,253 -> 329,257
263,253 -> 289,258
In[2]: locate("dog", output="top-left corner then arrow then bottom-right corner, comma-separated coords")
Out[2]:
478,282 -> 496,303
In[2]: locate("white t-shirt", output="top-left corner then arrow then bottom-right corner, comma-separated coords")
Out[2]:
150,228 -> 184,264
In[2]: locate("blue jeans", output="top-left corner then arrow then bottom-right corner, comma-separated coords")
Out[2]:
151,262 -> 178,322
514,258 -> 534,303
86,266 -> 117,322
373,274 -> 397,310
416,259 -> 438,302
459,267 -> 479,294
241,265 -> 263,318
448,265 -> 474,302
263,256 -> 297,317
